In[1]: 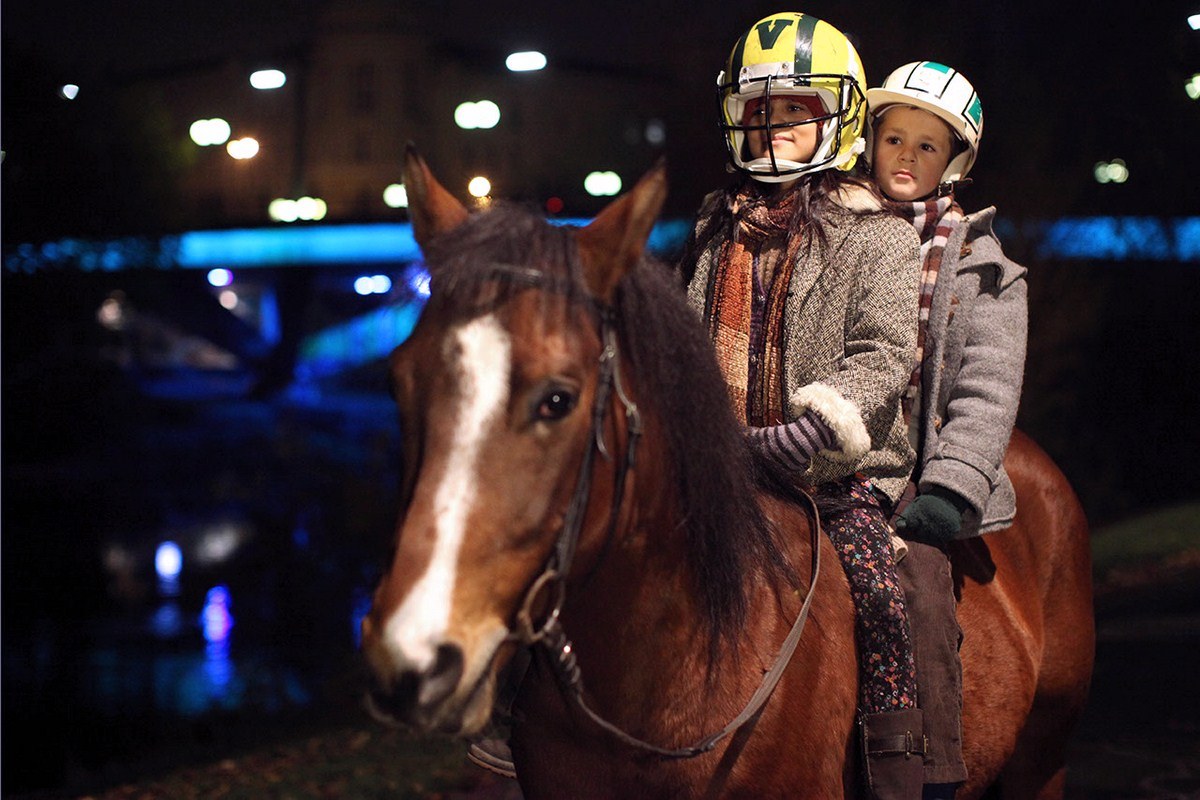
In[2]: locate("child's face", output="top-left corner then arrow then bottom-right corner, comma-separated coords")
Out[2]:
744,95 -> 822,165
871,106 -> 956,201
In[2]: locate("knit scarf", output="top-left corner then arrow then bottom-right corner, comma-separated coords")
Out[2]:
707,187 -> 806,426
900,193 -> 963,421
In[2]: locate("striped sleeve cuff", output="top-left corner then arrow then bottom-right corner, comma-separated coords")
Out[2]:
749,412 -> 837,471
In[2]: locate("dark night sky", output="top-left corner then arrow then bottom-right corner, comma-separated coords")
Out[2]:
5,0 -> 1200,217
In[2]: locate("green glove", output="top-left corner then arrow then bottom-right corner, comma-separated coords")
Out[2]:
895,487 -> 970,544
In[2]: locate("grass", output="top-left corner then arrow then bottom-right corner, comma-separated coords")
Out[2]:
1090,502 -> 1200,573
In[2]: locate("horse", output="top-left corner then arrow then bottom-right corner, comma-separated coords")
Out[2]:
360,147 -> 1095,799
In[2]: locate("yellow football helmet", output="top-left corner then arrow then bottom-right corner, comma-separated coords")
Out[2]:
718,12 -> 868,182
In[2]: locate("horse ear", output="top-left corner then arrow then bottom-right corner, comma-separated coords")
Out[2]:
576,161 -> 667,303
403,143 -> 469,248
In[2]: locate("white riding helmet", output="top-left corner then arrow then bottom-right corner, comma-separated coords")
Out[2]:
866,61 -> 983,185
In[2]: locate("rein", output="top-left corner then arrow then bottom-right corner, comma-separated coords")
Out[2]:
490,264 -> 822,761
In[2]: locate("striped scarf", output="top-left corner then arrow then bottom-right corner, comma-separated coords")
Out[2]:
707,187 -> 805,426
901,194 -> 963,421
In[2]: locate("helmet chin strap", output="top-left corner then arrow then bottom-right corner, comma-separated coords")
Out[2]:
936,177 -> 972,197
744,136 -> 865,184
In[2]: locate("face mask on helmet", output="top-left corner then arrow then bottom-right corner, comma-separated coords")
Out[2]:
718,12 -> 868,183
865,61 -> 984,188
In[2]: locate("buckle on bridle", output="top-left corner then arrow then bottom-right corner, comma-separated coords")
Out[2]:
512,569 -> 566,645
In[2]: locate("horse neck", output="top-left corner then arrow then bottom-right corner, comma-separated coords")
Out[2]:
558,407 -> 739,731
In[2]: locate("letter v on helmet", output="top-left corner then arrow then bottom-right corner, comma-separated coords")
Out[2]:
755,18 -> 794,49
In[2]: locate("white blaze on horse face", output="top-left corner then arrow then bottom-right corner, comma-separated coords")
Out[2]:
383,314 -> 511,672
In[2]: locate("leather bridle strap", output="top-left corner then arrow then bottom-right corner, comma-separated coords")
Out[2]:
542,494 -> 822,760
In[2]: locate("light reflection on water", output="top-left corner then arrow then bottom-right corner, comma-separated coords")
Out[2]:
4,384 -> 401,794
83,582 -> 315,721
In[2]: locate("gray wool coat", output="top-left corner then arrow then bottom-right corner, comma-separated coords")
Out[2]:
914,206 -> 1028,535
684,185 -> 922,504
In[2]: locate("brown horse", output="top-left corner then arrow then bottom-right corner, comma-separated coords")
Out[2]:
360,149 -> 1094,799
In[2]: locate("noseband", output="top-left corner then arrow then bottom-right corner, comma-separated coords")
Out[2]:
478,264 -> 821,761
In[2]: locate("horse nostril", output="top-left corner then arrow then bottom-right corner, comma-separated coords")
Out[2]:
417,643 -> 464,708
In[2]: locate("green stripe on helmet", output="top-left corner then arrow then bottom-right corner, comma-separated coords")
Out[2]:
792,14 -> 818,74
965,95 -> 983,129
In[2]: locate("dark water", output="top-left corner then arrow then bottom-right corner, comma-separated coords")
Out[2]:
2,382 -> 401,796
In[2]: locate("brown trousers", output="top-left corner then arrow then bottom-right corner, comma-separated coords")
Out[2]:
898,539 -> 968,785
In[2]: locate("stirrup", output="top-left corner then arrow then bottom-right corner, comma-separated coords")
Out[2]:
467,738 -> 517,780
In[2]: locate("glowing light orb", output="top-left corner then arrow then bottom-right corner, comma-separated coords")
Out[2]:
227,137 -> 260,160
468,176 -> 492,197
155,541 -> 183,580
454,100 -> 501,130
506,51 -> 547,72
207,268 -> 233,287
190,118 -> 231,147
383,183 -> 408,208
584,171 -> 622,197
250,69 -> 286,90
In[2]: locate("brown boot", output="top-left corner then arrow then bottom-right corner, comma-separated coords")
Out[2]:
860,708 -> 926,800
467,737 -> 516,779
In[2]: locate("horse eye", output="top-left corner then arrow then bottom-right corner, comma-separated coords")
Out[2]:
535,389 -> 577,422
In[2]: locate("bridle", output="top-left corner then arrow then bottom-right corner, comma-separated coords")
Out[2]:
482,264 -> 823,760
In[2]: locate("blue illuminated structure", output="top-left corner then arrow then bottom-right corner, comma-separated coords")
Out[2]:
7,216 -> 1197,387
5,217 -> 1198,274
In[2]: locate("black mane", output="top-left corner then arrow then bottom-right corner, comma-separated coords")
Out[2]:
421,205 -> 795,647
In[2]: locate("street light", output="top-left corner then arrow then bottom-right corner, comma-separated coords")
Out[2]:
269,196 -> 327,222
383,183 -> 408,208
506,51 -> 547,72
468,176 -> 492,198
1187,74 -> 1200,100
584,171 -> 622,197
190,118 -> 231,146
250,69 -> 287,90
227,137 -> 260,159
1093,159 -> 1129,184
455,100 -> 501,130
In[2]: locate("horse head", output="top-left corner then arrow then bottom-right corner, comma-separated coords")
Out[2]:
361,146 -> 666,735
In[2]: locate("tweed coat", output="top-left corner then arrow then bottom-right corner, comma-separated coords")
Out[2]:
914,206 -> 1028,535
683,184 -> 922,504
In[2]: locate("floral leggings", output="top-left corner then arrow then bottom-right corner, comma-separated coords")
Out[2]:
818,476 -> 918,714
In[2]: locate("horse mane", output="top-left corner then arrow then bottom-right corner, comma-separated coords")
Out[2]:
421,204 -> 797,652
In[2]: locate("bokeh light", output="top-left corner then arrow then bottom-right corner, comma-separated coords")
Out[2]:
207,268 -> 233,287
226,137 -> 260,160
59,84 -> 80,100
383,183 -> 408,208
454,100 -> 501,130
354,274 -> 393,295
584,171 -> 622,197
1093,159 -> 1129,184
249,69 -> 286,90
189,118 -> 231,146
506,51 -> 547,72
467,176 -> 492,197
155,541 -> 183,580
269,197 -> 327,222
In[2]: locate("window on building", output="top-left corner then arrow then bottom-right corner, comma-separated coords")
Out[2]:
354,132 -> 371,163
352,62 -> 377,115
402,62 -> 423,119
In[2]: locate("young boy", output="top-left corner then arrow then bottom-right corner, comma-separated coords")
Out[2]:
866,62 -> 1029,798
